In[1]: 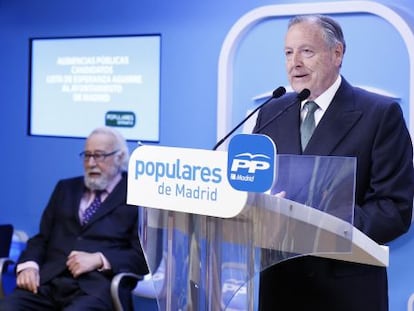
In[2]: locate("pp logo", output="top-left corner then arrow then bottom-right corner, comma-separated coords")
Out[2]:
227,134 -> 276,192
230,154 -> 270,174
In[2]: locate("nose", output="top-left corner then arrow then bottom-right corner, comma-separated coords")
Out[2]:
291,51 -> 303,67
86,156 -> 98,166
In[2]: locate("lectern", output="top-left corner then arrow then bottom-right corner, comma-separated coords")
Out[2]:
127,144 -> 388,311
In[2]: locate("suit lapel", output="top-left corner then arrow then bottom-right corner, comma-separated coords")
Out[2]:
82,174 -> 127,228
270,100 -> 302,154
72,182 -> 86,226
304,79 -> 363,155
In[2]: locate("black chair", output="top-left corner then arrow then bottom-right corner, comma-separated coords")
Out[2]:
0,224 -> 14,299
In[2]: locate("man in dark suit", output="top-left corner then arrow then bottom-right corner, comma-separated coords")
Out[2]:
254,15 -> 414,311
0,127 -> 148,310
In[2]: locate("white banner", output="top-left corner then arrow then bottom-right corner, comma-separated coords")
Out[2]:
127,145 -> 247,218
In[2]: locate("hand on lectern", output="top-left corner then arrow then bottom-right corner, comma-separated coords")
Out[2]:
273,191 -> 286,198
264,189 -> 286,197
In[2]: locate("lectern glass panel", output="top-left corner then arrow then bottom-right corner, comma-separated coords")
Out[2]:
138,155 -> 355,310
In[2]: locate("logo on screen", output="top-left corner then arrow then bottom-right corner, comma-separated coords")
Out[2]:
105,111 -> 135,127
227,134 -> 276,192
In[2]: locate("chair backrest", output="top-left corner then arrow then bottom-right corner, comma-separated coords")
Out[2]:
0,224 -> 13,258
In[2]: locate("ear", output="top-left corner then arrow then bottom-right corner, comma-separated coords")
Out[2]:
114,151 -> 124,166
334,43 -> 344,66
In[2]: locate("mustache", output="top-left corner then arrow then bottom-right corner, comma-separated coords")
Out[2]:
86,169 -> 102,175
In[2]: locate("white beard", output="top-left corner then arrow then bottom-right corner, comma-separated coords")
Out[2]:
84,174 -> 108,191
84,162 -> 120,191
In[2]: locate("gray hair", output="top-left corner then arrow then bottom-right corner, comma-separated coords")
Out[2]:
88,126 -> 129,170
288,15 -> 346,54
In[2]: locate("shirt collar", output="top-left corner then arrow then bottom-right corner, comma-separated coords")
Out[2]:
301,75 -> 342,111
105,173 -> 122,194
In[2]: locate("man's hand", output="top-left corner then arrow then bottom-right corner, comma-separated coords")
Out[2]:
16,267 -> 40,294
66,250 -> 103,278
274,191 -> 286,198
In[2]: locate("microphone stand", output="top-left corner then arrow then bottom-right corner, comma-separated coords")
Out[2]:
213,86 -> 286,150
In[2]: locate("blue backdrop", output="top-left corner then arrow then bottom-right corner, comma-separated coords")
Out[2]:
1,0 -> 413,309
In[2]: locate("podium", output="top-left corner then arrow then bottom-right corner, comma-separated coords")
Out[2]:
127,143 -> 388,311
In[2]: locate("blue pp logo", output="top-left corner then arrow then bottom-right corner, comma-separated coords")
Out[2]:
227,134 -> 276,192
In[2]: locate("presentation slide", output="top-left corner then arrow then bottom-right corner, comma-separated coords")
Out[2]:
29,35 -> 161,141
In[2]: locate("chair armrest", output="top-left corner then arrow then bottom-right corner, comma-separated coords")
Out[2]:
0,257 -> 14,299
111,272 -> 144,311
408,292 -> 414,311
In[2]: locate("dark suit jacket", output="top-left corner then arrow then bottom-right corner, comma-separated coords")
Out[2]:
18,172 -> 148,308
253,77 -> 414,311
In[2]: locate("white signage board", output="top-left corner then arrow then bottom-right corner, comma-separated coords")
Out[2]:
127,145 -> 248,218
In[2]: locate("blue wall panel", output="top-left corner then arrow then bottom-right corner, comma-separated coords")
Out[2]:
1,0 -> 413,309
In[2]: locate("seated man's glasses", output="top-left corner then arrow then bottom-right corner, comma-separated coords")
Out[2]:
79,150 -> 119,163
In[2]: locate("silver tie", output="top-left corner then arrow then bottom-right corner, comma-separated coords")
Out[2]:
300,101 -> 319,151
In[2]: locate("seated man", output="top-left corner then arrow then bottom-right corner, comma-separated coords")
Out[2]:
0,127 -> 148,311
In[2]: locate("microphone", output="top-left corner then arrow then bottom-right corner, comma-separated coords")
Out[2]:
212,86 -> 286,150
254,88 -> 310,134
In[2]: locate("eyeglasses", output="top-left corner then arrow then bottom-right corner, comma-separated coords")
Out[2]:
79,150 -> 119,163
